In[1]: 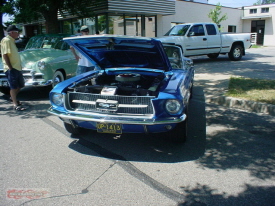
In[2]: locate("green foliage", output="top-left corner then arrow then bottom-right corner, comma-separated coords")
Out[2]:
262,0 -> 275,3
1,0 -> 101,34
1,0 -> 14,39
1,0 -> 14,15
208,3 -> 228,25
254,0 -> 275,5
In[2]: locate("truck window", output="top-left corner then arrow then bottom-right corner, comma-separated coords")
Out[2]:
206,24 -> 217,35
188,25 -> 205,36
164,25 -> 190,36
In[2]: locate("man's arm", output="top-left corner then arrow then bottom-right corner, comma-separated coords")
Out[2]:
2,54 -> 13,70
70,46 -> 80,61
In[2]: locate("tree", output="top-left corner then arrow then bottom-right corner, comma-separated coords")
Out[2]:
261,0 -> 275,3
254,0 -> 275,5
1,0 -> 15,40
208,3 -> 228,26
5,0 -> 101,34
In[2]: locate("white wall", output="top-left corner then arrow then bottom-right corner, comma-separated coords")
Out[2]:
242,4 -> 275,46
263,17 -> 275,46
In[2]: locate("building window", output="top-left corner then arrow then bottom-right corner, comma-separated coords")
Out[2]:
261,8 -> 269,13
250,9 -> 257,14
228,25 -> 236,33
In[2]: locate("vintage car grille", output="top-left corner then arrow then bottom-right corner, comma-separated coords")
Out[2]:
0,68 -> 43,80
67,92 -> 154,114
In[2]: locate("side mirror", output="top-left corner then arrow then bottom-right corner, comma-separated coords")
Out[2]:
187,32 -> 195,37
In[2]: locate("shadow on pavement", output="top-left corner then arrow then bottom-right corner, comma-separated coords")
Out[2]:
199,104 -> 275,180
178,184 -> 275,206
0,86 -> 52,118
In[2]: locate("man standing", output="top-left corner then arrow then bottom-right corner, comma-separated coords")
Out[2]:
70,25 -> 95,75
1,25 -> 26,111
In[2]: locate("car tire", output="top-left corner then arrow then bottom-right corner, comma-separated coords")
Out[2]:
167,104 -> 189,143
52,70 -> 64,88
207,53 -> 219,59
190,85 -> 193,99
64,122 -> 82,135
228,44 -> 243,61
0,87 -> 10,95
167,118 -> 188,143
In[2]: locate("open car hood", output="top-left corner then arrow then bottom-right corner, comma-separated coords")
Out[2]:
63,35 -> 171,71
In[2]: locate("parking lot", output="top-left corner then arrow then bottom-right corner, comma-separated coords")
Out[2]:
0,47 -> 275,206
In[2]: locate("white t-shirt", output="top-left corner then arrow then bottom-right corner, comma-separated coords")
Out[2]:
78,53 -> 94,67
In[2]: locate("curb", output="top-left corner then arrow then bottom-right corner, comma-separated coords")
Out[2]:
208,95 -> 275,117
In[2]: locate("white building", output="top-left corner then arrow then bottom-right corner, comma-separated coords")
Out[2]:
242,4 -> 275,46
20,0 -> 274,46
158,1 -> 275,46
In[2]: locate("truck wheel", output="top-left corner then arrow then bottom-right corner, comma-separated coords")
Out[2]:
52,71 -> 64,88
0,87 -> 10,95
207,53 -> 219,59
64,122 -> 82,135
228,45 -> 243,61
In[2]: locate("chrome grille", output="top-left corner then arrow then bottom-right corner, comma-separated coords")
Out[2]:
67,92 -> 154,114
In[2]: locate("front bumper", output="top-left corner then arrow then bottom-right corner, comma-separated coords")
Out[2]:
24,79 -> 52,86
0,78 -> 52,87
48,107 -> 186,125
0,78 -> 9,87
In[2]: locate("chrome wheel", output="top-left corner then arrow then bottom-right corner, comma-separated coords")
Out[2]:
52,71 -> 64,88
228,45 -> 243,61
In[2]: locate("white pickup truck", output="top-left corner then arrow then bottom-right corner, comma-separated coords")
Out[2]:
159,22 -> 252,61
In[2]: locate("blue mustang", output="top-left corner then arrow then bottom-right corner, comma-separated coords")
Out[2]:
48,35 -> 194,142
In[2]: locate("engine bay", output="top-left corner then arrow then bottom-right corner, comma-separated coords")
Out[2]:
70,72 -> 166,97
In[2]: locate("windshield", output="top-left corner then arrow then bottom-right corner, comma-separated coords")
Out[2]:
25,36 -> 69,50
164,25 -> 190,36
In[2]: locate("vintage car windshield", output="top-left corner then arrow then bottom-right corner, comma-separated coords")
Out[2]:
65,36 -> 170,71
25,36 -> 69,50
164,25 -> 191,36
163,45 -> 183,69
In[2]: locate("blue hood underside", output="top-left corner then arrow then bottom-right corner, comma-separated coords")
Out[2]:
64,36 -> 170,71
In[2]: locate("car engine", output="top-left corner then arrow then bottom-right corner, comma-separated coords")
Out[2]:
70,72 -> 166,97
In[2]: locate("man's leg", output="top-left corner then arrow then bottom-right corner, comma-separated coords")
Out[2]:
10,88 -> 20,106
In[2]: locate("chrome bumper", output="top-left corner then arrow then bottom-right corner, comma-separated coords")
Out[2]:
48,107 -> 186,125
0,78 -> 9,87
25,79 -> 52,86
0,78 -> 52,87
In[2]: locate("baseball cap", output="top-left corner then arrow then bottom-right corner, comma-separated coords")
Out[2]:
6,25 -> 21,32
80,25 -> 89,32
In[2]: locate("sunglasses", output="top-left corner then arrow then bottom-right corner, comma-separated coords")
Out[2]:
11,31 -> 20,33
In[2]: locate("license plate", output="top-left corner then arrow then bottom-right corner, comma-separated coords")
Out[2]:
1,81 -> 9,87
96,123 -> 122,134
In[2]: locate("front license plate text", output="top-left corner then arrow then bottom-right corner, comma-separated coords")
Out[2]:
96,123 -> 122,134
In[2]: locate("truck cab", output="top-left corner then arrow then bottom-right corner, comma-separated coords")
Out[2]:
160,22 -> 251,61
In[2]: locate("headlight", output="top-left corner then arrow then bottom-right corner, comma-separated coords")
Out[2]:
38,61 -> 45,69
165,99 -> 182,115
52,93 -> 64,106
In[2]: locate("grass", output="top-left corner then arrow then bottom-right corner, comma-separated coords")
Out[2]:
226,77 -> 275,105
251,44 -> 262,48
